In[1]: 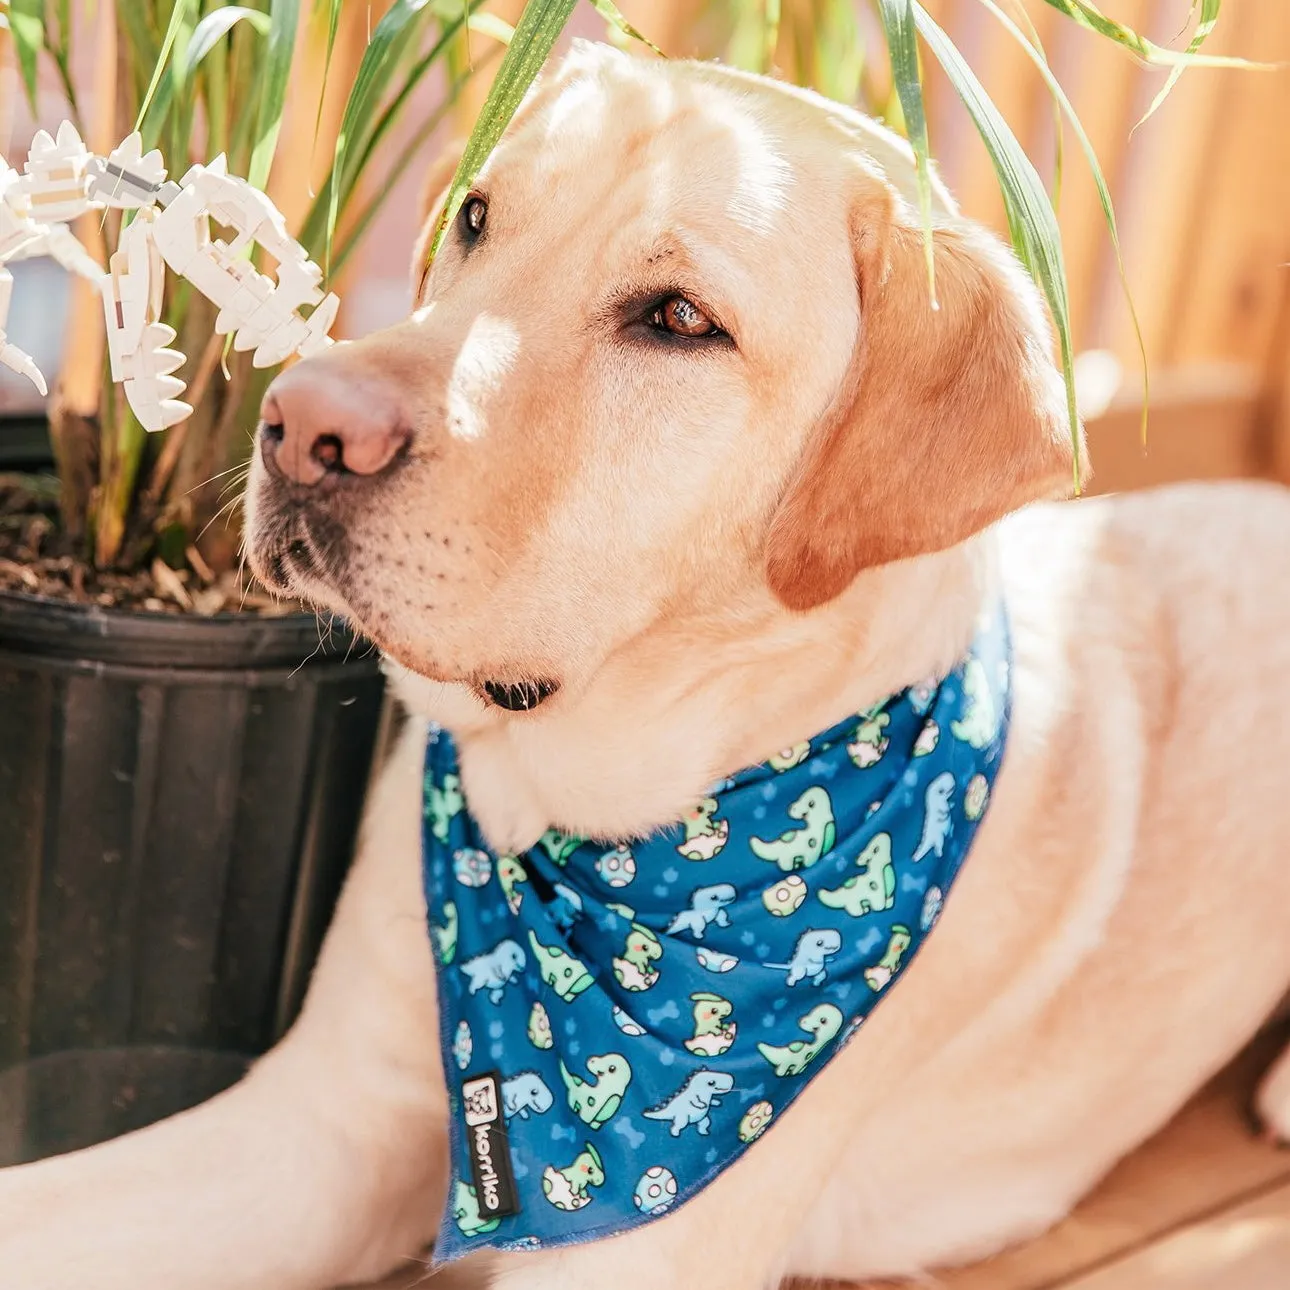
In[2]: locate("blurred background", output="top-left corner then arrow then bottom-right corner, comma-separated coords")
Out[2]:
0,0 -> 1285,498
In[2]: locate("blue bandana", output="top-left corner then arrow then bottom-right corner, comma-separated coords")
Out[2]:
423,604 -> 1010,1261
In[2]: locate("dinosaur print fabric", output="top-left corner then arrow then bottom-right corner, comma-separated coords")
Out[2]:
424,604 -> 1011,1260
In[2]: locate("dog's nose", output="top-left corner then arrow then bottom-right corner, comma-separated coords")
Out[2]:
259,359 -> 409,487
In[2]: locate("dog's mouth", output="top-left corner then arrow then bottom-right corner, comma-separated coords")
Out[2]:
252,510 -> 347,600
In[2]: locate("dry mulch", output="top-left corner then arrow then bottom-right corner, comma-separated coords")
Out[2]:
0,475 -> 298,617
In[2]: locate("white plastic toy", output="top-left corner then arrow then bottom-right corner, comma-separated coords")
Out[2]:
0,121 -> 338,431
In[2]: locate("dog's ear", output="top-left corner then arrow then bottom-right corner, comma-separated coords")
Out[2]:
763,171 -> 1081,612
411,140 -> 467,286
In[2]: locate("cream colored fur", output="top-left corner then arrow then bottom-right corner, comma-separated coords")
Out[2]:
3,42 -> 1290,1290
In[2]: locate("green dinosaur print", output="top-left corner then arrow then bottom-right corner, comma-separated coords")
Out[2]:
675,797 -> 730,861
426,772 -> 464,844
529,930 -> 594,1002
818,833 -> 896,918
538,828 -> 584,866
757,1003 -> 844,1077
847,706 -> 890,768
452,1180 -> 500,1237
542,1143 -> 604,1211
684,991 -> 737,1057
560,1052 -> 632,1128
431,900 -> 458,964
865,924 -> 913,992
750,786 -> 836,872
498,854 -> 529,915
951,658 -> 1000,749
612,921 -> 662,992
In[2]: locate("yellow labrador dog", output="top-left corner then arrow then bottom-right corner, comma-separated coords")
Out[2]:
4,41 -> 1290,1290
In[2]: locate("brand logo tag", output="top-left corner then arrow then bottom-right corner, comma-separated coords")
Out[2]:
461,1072 -> 520,1218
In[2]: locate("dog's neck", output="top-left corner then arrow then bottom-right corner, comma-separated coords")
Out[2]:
392,534 -> 998,854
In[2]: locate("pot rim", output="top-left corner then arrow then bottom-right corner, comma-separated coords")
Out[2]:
0,586 -> 379,671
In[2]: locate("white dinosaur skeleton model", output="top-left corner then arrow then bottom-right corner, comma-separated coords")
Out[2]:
0,120 -> 339,431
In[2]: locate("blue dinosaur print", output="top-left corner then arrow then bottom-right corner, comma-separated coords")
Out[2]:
912,771 -> 956,862
548,883 -> 584,936
765,928 -> 843,986
665,883 -> 736,940
502,1071 -> 555,1120
641,1069 -> 735,1137
459,938 -> 526,1004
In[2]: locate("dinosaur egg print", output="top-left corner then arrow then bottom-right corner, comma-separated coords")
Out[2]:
964,773 -> 989,821
452,847 -> 492,888
762,874 -> 807,917
595,845 -> 637,888
612,1006 -> 646,1037
912,721 -> 940,757
921,885 -> 944,931
695,946 -> 738,973
452,1020 -> 472,1071
633,1166 -> 678,1215
738,1101 -> 774,1143
528,1001 -> 553,1050
768,741 -> 810,771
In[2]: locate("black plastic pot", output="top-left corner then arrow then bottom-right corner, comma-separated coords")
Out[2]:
0,591 -> 385,1165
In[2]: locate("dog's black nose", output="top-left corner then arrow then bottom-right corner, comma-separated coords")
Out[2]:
259,358 -> 409,487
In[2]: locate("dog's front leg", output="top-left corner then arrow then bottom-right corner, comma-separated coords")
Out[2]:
0,719 -> 450,1290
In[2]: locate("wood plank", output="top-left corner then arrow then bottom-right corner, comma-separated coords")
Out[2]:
1166,2 -> 1290,369
1048,0 -> 1152,353
1259,279 -> 1290,485
1083,365 -> 1263,494
1102,0 -> 1236,367
926,1028 -> 1290,1290
1055,1179 -> 1290,1290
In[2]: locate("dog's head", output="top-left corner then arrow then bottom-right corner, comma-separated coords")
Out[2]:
246,42 -> 1076,718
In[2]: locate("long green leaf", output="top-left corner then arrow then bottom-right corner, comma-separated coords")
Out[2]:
186,5 -> 270,74
330,57 -> 495,277
47,0 -> 79,118
298,5 -> 498,265
1036,0 -> 1255,70
321,0 -> 442,272
9,0 -> 44,113
1141,0 -> 1219,122
814,0 -> 864,105
247,0 -> 301,192
875,0 -> 936,304
977,0 -> 1147,441
426,0 -> 578,268
911,2 -> 1081,485
311,0 -> 344,163
139,6 -> 270,147
762,0 -> 781,72
588,0 -> 662,56
133,0 -> 195,132
994,0 -> 1063,205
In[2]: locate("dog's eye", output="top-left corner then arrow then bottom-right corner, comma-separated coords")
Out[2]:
649,295 -> 720,338
460,194 -> 487,242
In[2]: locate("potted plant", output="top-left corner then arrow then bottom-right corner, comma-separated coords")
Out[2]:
0,0 -> 510,1164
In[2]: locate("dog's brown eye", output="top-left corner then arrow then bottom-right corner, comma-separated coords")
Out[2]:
460,194 -> 487,241
651,295 -> 718,338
